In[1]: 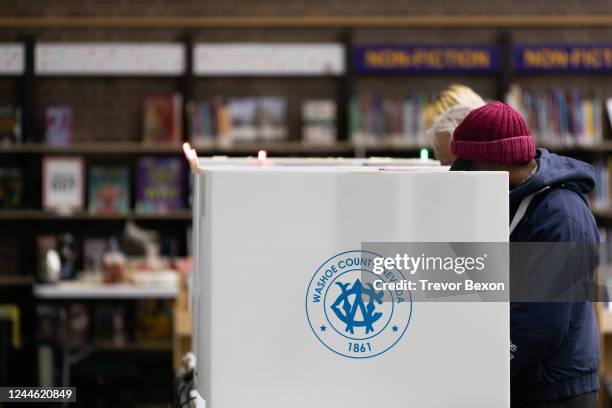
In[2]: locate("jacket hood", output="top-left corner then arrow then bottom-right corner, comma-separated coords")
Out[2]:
510,148 -> 595,207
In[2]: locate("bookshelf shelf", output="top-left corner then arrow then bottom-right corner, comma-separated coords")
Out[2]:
0,141 -> 358,155
0,209 -> 192,221
34,281 -> 178,299
191,140 -> 355,155
538,142 -> 612,154
5,141 -> 611,156
0,275 -> 33,286
1,141 -> 610,158
90,342 -> 172,352
0,142 -> 185,155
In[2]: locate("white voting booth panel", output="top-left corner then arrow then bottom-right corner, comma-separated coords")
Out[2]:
191,160 -> 509,408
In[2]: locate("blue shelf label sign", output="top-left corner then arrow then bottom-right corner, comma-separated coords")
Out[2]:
353,45 -> 501,73
515,44 -> 612,72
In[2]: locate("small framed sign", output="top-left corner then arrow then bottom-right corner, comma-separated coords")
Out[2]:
43,157 -> 84,212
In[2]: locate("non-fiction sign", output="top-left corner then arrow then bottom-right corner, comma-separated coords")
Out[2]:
515,44 -> 612,73
353,45 -> 500,73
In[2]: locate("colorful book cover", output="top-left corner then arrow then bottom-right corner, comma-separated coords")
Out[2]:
88,166 -> 130,215
302,99 -> 336,145
228,98 -> 258,142
0,105 -> 21,144
83,238 -> 107,273
0,167 -> 22,209
142,93 -> 183,144
136,157 -> 184,214
257,97 -> 287,141
215,98 -> 231,142
43,157 -> 84,212
188,100 -> 214,144
45,105 -> 72,145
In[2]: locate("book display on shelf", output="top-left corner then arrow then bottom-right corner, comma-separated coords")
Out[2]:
187,101 -> 214,144
302,99 -> 336,145
228,97 -> 258,142
88,166 -> 130,215
135,157 -> 184,214
142,93 -> 183,145
258,97 -> 287,142
506,85 -> 603,146
188,97 -> 287,144
42,157 -> 84,212
0,167 -> 23,209
0,105 -> 21,144
45,105 -> 73,146
350,93 -> 431,145
83,238 -> 106,273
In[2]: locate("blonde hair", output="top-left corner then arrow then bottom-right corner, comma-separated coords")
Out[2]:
423,84 -> 485,130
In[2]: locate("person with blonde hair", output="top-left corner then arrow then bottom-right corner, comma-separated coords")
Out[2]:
423,84 -> 485,165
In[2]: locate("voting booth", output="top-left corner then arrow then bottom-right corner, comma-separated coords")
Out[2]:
190,157 -> 509,408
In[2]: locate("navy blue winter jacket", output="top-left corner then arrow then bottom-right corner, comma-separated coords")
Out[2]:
510,149 -> 600,404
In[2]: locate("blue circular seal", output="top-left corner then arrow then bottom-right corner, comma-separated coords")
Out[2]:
305,250 -> 412,359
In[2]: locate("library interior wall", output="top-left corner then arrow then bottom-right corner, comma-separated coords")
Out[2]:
0,1 -> 611,16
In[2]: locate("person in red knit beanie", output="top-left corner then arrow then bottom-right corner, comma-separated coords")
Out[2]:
451,101 -> 600,408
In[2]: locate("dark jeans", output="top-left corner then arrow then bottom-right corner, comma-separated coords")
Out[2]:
514,392 -> 598,408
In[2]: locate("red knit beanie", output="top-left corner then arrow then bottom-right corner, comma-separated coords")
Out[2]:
451,101 -> 535,164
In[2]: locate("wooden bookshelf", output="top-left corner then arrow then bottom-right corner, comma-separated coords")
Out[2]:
0,142 -> 185,155
0,141 -> 429,156
0,209 -> 192,221
191,140 -> 355,155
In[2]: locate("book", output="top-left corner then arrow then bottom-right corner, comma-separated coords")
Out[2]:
0,167 -> 22,208
228,98 -> 258,142
93,304 -> 115,343
0,105 -> 21,144
142,93 -> 183,144
187,100 -> 215,144
36,304 -> 60,342
42,157 -> 84,212
302,99 -> 337,145
258,97 -> 287,142
135,299 -> 172,343
135,157 -> 184,214
83,238 -> 106,273
215,98 -> 231,143
45,106 -> 73,145
88,166 -> 129,214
